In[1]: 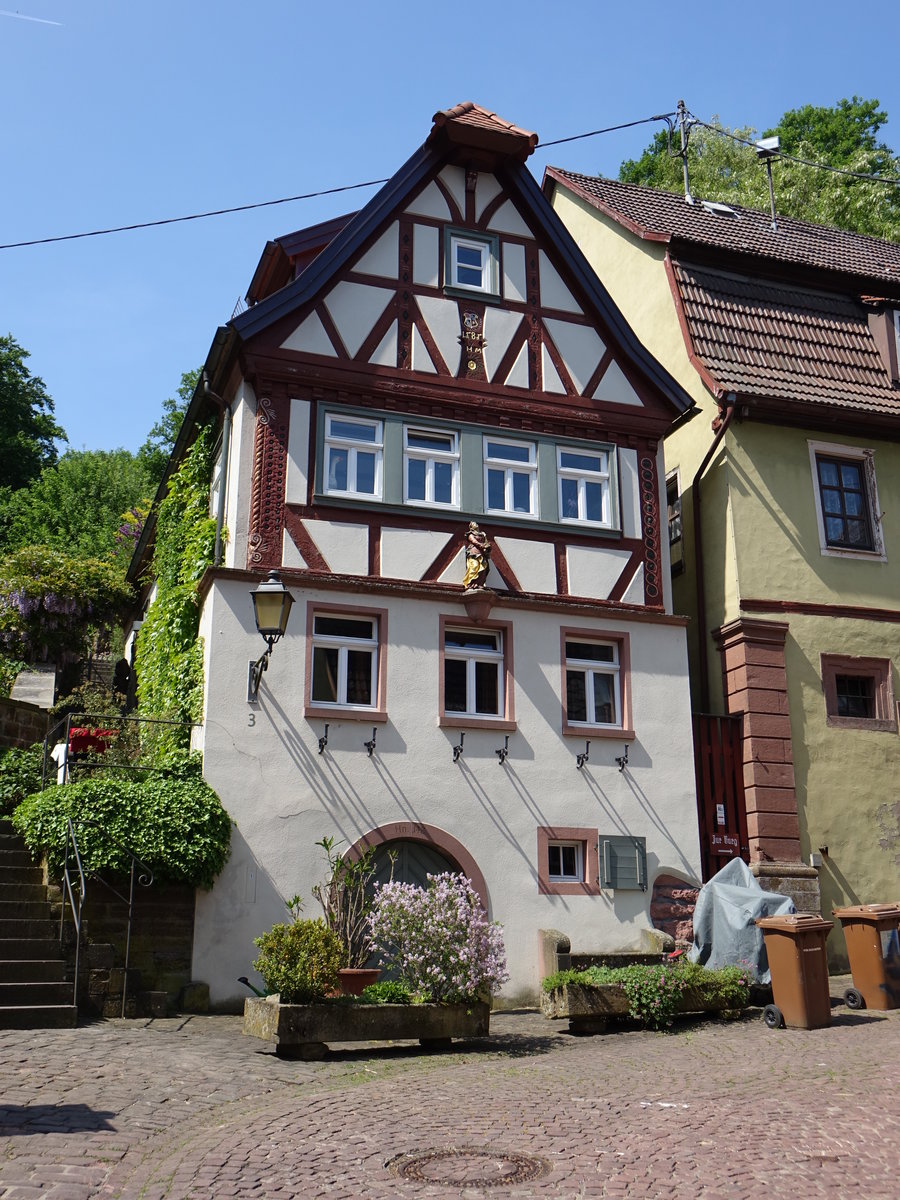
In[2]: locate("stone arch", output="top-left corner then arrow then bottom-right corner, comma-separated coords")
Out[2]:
348,821 -> 489,912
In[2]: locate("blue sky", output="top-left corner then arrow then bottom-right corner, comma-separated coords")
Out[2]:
3,1 -> 900,456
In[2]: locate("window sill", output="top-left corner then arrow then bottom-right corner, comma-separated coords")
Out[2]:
825,715 -> 896,733
539,879 -> 603,897
439,716 -> 517,733
442,285 -> 502,304
305,705 -> 389,724
819,544 -> 886,563
562,725 -> 635,740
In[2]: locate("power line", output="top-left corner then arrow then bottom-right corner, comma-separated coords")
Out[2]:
688,114 -> 900,188
0,113 -> 675,251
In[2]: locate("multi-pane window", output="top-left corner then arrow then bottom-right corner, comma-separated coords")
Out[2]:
557,446 -> 611,525
815,455 -> 874,551
310,614 -> 378,708
404,427 -> 459,507
547,841 -> 583,882
446,231 -> 498,295
835,674 -> 875,719
565,639 -> 620,727
324,414 -> 383,498
667,473 -> 684,575
444,627 -> 504,718
484,437 -> 537,517
820,653 -> 895,732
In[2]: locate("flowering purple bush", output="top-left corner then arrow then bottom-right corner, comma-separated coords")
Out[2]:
368,872 -> 509,1002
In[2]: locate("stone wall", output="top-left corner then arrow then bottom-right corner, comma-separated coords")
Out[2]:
79,880 -> 197,1014
0,698 -> 49,751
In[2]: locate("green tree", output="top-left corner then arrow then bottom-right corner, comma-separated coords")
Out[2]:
618,97 -> 900,240
138,369 -> 201,487
0,545 -> 133,665
0,449 -> 153,560
0,335 -> 66,493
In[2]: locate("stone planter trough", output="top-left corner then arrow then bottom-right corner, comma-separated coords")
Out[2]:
243,996 -> 490,1059
541,982 -> 743,1033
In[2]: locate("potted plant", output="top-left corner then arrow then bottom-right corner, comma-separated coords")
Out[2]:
251,897 -> 344,1003
311,835 -> 382,994
368,872 -> 509,1002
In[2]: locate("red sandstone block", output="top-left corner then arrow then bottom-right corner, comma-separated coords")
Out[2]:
743,787 -> 800,814
743,736 -> 793,764
742,712 -> 793,740
729,687 -> 789,715
749,836 -> 803,861
743,761 -> 795,790
726,664 -> 789,693
746,811 -> 800,840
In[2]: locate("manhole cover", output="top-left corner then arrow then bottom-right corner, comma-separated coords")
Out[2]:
386,1146 -> 550,1187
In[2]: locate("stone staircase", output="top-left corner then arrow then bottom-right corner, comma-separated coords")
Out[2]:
0,818 -> 78,1028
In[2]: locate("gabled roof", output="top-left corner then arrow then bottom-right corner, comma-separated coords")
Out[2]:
671,261 -> 900,417
545,170 -> 900,289
232,104 -> 692,415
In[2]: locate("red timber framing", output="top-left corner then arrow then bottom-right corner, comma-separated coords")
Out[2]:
713,618 -> 802,865
234,104 -> 691,608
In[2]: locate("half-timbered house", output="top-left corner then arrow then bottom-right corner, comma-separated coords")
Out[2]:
133,104 -> 702,1006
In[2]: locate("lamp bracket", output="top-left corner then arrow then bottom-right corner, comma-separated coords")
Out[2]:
247,640 -> 274,703
453,732 -> 465,763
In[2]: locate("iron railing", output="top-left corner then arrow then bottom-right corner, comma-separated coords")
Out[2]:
60,816 -> 154,1018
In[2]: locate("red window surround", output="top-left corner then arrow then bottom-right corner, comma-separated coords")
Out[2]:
537,826 -> 602,896
304,602 -> 389,723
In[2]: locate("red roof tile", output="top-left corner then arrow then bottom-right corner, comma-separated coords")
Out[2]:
671,260 -> 900,416
547,170 -> 900,288
429,102 -> 538,162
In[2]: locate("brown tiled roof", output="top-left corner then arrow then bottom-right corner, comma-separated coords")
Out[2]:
547,170 -> 900,288
671,260 -> 900,415
429,102 -> 538,161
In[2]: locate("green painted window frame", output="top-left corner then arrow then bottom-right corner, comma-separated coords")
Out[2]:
443,227 -> 500,299
314,406 -> 620,532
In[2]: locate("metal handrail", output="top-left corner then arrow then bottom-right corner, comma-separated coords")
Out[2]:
58,816 -> 154,1019
60,818 -> 86,1012
42,711 -> 199,790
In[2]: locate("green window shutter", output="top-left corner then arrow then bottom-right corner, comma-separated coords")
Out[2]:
600,836 -> 647,891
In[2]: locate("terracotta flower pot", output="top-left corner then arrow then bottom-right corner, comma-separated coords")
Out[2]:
337,968 -> 381,996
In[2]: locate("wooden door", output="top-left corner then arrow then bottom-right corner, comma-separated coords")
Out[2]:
693,714 -> 750,881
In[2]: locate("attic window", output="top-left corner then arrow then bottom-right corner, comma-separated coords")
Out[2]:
700,199 -> 739,219
445,229 -> 499,297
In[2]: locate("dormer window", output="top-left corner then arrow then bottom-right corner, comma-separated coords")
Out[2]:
445,229 -> 499,297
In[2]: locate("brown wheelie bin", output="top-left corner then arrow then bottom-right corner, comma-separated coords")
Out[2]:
756,913 -> 834,1029
832,903 -> 900,1011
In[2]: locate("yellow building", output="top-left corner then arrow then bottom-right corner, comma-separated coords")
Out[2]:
546,171 -> 900,967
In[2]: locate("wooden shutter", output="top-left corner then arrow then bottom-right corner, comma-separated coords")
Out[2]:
600,836 -> 647,891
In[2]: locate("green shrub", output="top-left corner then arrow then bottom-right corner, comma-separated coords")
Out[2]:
252,917 -> 344,1003
0,744 -> 43,817
0,654 -> 28,698
542,961 -> 751,1031
359,980 -> 412,1005
11,752 -> 231,888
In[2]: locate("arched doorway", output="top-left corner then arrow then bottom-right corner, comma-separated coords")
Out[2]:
372,839 -> 457,890
350,821 -> 489,911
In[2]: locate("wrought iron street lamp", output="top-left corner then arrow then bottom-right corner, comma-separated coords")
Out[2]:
248,570 -> 294,702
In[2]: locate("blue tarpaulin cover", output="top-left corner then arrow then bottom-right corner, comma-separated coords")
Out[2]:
688,858 -> 795,984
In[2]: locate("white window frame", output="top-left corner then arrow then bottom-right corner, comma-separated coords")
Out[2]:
483,436 -> 538,519
565,638 -> 622,729
403,426 -> 460,509
443,627 -> 505,719
557,445 -> 612,527
446,230 -> 498,296
310,613 -> 379,710
324,414 -> 383,500
547,840 -> 584,883
808,440 -> 885,561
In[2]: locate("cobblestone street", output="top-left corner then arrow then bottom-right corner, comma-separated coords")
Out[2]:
1,985 -> 897,1199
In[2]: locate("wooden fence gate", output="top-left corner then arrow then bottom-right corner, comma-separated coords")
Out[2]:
692,714 -> 750,881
